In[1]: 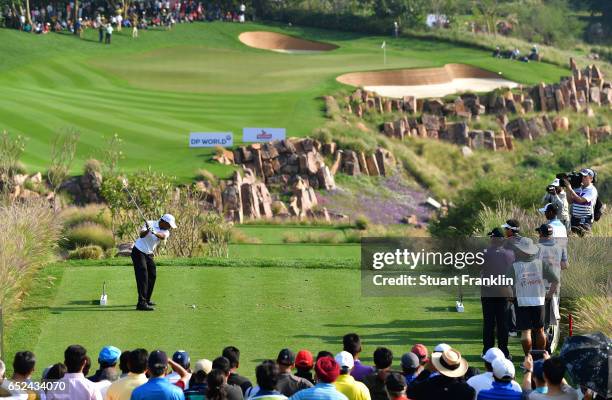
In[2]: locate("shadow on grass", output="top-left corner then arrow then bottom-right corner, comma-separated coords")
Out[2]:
22,299 -> 135,313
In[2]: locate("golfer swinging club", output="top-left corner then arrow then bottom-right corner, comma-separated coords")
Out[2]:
131,214 -> 177,311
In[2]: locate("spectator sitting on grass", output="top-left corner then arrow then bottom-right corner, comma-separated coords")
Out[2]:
119,351 -> 131,378
211,356 -> 245,400
184,359 -> 212,399
527,356 -> 579,400
131,350 -> 185,400
250,360 -> 287,400
467,348 -> 521,397
408,348 -> 475,400
343,334 -> 374,382
106,348 -> 148,400
223,346 -> 252,394
385,372 -> 412,400
295,350 -> 315,384
288,357 -> 347,400
521,355 -> 548,397
399,353 -> 421,385
47,345 -> 103,400
333,351 -> 371,400
362,347 -> 393,400
476,358 -> 521,400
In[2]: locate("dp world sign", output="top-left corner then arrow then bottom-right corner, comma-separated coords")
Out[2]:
189,132 -> 233,147
243,128 -> 286,143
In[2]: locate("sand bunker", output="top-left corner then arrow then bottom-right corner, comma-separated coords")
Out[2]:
337,64 -> 518,98
239,31 -> 338,53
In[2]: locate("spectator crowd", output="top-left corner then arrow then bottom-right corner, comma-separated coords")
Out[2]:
0,332 -> 604,400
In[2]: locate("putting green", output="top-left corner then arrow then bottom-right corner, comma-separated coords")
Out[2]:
0,23 -> 568,180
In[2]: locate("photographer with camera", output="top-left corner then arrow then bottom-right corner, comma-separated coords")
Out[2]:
562,169 -> 598,236
541,180 -> 569,230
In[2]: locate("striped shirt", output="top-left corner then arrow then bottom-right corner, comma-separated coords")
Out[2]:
570,185 -> 597,218
477,381 -> 522,400
289,383 -> 348,400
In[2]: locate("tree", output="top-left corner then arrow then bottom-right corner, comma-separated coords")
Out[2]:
588,0 -> 612,26
472,0 -> 500,35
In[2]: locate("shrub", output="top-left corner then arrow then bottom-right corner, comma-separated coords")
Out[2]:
84,158 -> 102,175
60,205 -> 112,229
195,169 -> 218,185
230,229 -> 262,244
355,215 -> 370,230
0,199 -> 61,322
68,245 -> 104,260
200,212 -> 231,258
63,222 -> 115,250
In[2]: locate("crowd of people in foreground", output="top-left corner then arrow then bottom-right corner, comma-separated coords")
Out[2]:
1,0 -> 247,38
0,333 -> 604,400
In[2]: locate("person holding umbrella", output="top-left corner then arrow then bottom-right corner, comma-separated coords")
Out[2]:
131,214 -> 177,311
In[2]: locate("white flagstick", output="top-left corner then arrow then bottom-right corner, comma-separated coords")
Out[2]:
381,41 -> 386,65
100,281 -> 108,306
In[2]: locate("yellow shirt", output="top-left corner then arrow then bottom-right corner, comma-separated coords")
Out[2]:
334,374 -> 371,400
105,373 -> 148,400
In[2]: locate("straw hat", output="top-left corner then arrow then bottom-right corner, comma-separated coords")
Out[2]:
431,348 -> 469,378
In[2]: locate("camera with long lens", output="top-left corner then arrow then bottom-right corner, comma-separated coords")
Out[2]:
556,172 -> 584,188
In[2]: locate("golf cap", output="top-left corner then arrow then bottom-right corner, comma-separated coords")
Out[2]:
334,351 -> 354,370
433,343 -> 451,353
99,346 -> 121,365
487,227 -> 505,238
194,359 -> 213,375
277,348 -> 295,366
492,358 -> 515,380
295,350 -> 314,369
148,350 -> 168,370
535,224 -> 553,237
550,178 -> 560,187
539,203 -> 559,215
172,350 -> 190,369
580,168 -> 594,177
161,213 -> 177,229
501,219 -> 520,232
411,344 -> 429,363
514,237 -> 539,255
400,352 -> 419,369
482,347 -> 505,364
385,372 -> 407,392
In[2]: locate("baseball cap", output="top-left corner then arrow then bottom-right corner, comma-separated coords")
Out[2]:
550,178 -> 560,187
315,357 -> 340,383
277,348 -> 295,366
501,219 -> 520,232
535,224 -> 553,237
487,227 -> 504,238
98,346 -> 121,365
385,372 -> 407,392
148,350 -> 168,370
433,343 -> 451,353
580,168 -> 594,177
492,358 -> 515,380
295,350 -> 314,369
334,351 -> 354,370
482,348 -> 504,364
400,352 -> 419,369
194,359 -> 213,375
411,344 -> 429,363
172,350 -> 190,369
161,213 -> 177,229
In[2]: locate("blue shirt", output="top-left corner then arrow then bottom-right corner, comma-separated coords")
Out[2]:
288,383 -> 348,400
131,377 -> 185,400
477,381 -> 522,400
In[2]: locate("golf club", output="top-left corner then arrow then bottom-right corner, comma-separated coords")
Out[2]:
120,177 -> 148,225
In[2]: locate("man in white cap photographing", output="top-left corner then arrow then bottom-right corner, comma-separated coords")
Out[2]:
131,214 -> 177,311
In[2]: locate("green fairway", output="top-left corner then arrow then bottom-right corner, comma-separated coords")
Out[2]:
6,262 -> 523,379
0,22 -> 568,180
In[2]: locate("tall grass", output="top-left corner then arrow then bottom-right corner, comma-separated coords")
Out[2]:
0,199 -> 61,322
59,204 -> 112,229
63,222 -> 115,250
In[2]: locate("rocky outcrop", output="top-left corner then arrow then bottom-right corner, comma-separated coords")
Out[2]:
61,168 -> 104,204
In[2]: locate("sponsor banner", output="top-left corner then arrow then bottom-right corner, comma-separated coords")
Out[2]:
243,127 -> 286,143
189,132 -> 233,148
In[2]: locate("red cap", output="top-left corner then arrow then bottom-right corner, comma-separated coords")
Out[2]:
411,344 -> 429,363
315,356 -> 340,383
295,350 -> 314,369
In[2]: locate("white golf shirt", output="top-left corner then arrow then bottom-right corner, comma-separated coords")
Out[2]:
134,220 -> 169,255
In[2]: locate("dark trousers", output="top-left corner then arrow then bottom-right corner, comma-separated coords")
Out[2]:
131,247 -> 156,305
481,297 -> 510,357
